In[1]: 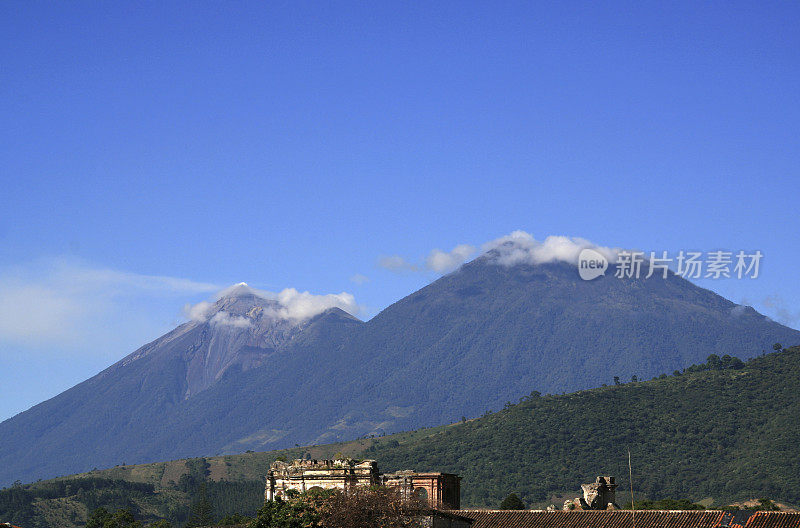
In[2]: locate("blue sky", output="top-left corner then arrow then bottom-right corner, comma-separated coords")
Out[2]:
1,1 -> 799,421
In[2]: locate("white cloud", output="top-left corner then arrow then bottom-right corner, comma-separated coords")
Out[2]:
481,231 -> 620,267
0,258 -> 220,347
425,244 -> 476,273
349,274 -> 370,285
185,301 -> 215,322
184,283 -> 361,324
379,232 -> 618,276
274,288 -> 359,320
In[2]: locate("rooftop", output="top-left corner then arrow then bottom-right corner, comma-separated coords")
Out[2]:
455,510 -> 800,528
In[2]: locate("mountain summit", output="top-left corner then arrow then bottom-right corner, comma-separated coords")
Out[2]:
1,253 -> 798,486
112,283 -> 357,399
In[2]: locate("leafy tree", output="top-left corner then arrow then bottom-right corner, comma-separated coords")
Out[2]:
706,354 -> 722,370
86,507 -> 112,528
250,495 -> 322,528
499,493 -> 525,510
185,484 -> 215,527
218,512 -> 252,525
754,498 -> 780,511
86,507 -> 142,528
613,376 -> 621,385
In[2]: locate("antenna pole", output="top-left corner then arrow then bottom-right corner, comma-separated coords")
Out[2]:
628,448 -> 636,528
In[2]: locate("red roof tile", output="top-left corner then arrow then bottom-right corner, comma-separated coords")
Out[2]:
455,510 -> 800,528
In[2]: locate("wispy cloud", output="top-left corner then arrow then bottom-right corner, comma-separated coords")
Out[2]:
378,244 -> 477,275
762,294 -> 800,326
425,244 -> 476,273
377,255 -> 420,273
0,258 -> 219,348
349,274 -> 370,285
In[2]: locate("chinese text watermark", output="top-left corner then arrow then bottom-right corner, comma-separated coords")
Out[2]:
578,249 -> 762,281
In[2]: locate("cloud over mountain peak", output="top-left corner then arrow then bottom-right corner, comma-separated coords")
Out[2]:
184,282 -> 360,325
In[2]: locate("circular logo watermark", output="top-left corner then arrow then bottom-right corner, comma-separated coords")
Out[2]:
578,248 -> 608,280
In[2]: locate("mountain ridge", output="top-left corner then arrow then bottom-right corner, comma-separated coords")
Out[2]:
1,255 -> 798,487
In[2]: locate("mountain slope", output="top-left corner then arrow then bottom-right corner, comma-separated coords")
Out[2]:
0,289 -> 363,485
1,253 -> 798,487
186,256 -> 798,453
4,347 -> 799,528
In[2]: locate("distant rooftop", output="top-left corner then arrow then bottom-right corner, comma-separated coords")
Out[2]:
455,510 -> 800,528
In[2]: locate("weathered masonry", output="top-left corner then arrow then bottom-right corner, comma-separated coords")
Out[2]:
563,476 -> 620,510
264,458 -> 462,509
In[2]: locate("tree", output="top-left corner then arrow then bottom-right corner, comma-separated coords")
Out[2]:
185,484 -> 215,527
773,343 -> 783,352
319,487 -> 425,528
754,498 -> 780,511
251,494 -> 323,528
148,521 -> 173,528
86,507 -> 142,528
218,512 -> 251,525
706,354 -> 722,370
252,487 -> 426,528
86,507 -> 112,528
613,376 -> 621,385
499,493 -> 526,510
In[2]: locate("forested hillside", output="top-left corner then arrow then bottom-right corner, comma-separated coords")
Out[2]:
3,346 -> 798,527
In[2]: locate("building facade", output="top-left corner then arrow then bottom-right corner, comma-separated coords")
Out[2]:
264,458 -> 461,509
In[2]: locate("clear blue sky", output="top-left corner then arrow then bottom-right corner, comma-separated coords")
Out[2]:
1,1 -> 799,421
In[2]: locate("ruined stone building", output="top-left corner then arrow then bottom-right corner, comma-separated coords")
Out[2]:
264,458 -> 462,509
563,476 -> 620,510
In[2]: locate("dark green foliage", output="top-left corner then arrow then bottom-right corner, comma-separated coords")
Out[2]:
752,498 -> 780,511
362,347 -> 800,508
684,354 -> 745,373
185,484 -> 214,527
499,493 -> 526,510
0,481 -> 35,526
0,478 -> 155,527
0,476 -> 263,528
4,347 -> 799,525
250,495 -> 322,528
218,512 -> 252,524
86,507 -> 112,528
86,507 -> 142,528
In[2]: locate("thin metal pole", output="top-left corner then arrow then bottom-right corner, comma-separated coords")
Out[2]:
628,448 -> 636,528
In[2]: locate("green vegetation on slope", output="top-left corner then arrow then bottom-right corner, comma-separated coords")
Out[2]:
367,346 -> 800,508
3,347 -> 798,526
